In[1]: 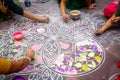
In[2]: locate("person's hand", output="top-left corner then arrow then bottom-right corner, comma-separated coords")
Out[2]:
62,13 -> 69,22
0,2 -> 8,14
111,16 -> 120,24
40,16 -> 49,23
87,4 -> 96,9
26,48 -> 35,59
93,28 -> 104,35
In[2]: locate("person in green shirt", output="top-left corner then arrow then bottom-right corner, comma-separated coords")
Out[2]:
58,0 -> 96,21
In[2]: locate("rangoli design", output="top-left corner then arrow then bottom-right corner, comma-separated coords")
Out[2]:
43,39 -> 105,76
0,3 -> 106,80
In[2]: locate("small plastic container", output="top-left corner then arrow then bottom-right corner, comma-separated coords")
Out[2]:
70,10 -> 81,20
13,32 -> 24,41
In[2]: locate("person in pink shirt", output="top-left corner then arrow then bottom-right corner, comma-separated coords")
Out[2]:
94,0 -> 120,35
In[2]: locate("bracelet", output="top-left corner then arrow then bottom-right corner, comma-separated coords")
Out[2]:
25,56 -> 31,62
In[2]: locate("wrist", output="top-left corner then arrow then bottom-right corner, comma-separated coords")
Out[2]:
25,56 -> 31,62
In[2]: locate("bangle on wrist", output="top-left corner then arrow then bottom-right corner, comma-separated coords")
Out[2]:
25,56 -> 31,62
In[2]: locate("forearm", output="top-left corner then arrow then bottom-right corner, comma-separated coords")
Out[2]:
60,0 -> 66,15
86,0 -> 91,7
101,14 -> 116,30
5,58 -> 30,74
23,11 -> 43,22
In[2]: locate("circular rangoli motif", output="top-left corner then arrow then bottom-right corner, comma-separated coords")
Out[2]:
42,38 -> 105,76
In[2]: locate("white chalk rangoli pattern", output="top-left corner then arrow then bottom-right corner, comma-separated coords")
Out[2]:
0,4 -> 107,80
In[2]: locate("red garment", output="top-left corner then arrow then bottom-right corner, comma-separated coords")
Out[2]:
103,0 -> 119,17
104,3 -> 117,17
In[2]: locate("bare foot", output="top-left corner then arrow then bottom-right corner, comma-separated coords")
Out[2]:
93,29 -> 104,35
40,17 -> 49,23
88,4 -> 96,9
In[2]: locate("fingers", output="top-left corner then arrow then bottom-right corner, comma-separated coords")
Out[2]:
111,19 -> 119,24
46,17 -> 49,23
63,16 -> 68,21
27,48 -> 35,55
88,4 -> 96,9
111,17 -> 120,24
93,29 -> 103,35
93,30 -> 99,35
40,17 -> 49,23
62,14 -> 69,22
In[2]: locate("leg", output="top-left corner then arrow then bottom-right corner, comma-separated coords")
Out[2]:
94,14 -> 116,35
23,11 -> 49,23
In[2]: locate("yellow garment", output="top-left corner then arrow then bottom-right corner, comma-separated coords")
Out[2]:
0,58 -> 11,74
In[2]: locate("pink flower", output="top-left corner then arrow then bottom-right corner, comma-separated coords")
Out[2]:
37,28 -> 45,33
61,43 -> 70,49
